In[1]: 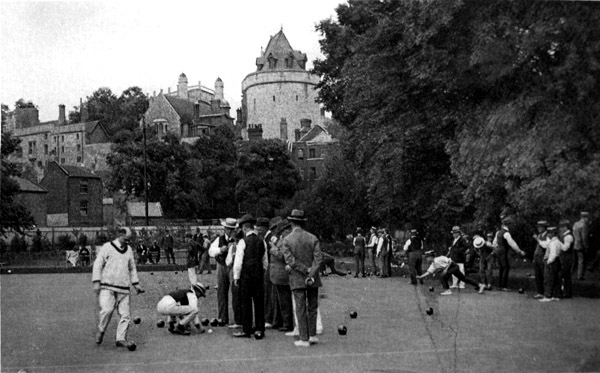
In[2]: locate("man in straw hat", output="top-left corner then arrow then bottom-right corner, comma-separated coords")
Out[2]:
281,209 -> 323,347
538,226 -> 562,302
447,226 -> 469,289
209,217 -> 238,326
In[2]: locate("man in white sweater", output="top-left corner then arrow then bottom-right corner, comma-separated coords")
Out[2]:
92,227 -> 144,348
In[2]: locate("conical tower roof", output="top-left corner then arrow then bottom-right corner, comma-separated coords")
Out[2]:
255,29 -> 307,71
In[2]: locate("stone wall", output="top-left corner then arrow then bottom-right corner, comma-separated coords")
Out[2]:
242,70 -> 321,140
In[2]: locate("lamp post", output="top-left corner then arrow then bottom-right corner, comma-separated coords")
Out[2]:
142,117 -> 149,227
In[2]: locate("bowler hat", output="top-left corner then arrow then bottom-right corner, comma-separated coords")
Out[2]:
288,209 -> 307,222
559,219 -> 570,227
238,214 -> 257,227
450,226 -> 461,234
275,219 -> 292,235
256,217 -> 270,228
269,216 -> 282,231
220,218 -> 237,229
410,229 -> 418,235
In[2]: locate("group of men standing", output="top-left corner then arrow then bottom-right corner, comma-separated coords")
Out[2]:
352,227 -> 394,278
207,209 -> 323,347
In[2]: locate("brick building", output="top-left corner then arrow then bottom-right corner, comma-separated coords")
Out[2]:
40,161 -> 103,227
11,176 -> 48,227
144,74 -> 233,141
5,104 -> 112,183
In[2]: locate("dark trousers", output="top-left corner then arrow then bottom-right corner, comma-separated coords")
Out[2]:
368,247 -> 379,274
407,251 -> 423,284
497,250 -> 510,288
264,269 -> 274,324
240,275 -> 265,335
560,253 -> 573,298
379,252 -> 391,277
544,260 -> 561,298
198,249 -> 210,274
230,269 -> 242,325
274,284 -> 293,330
293,287 -> 318,342
441,263 -> 479,289
479,254 -> 494,285
271,282 -> 282,327
354,249 -> 365,276
216,263 -> 230,324
149,250 -> 160,264
165,247 -> 175,264
533,254 -> 545,295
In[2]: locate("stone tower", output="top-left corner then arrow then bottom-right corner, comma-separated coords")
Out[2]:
177,73 -> 188,99
241,29 -> 321,140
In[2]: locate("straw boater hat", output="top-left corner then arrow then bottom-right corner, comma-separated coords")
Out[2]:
536,220 -> 548,227
220,218 -> 237,229
581,211 -> 590,217
451,226 -> 461,234
191,283 -> 207,297
288,209 -> 308,222
473,236 -> 485,248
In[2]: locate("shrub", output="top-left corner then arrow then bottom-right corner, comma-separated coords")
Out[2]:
10,235 -> 28,252
57,234 -> 76,251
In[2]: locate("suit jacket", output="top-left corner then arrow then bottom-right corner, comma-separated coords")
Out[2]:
281,227 -> 323,291
573,219 -> 589,251
269,239 -> 290,286
447,236 -> 468,263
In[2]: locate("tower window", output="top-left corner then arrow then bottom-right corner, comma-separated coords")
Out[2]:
80,180 -> 88,193
273,96 -> 275,102
296,95 -> 298,101
80,200 -> 88,216
77,144 -> 81,152
298,149 -> 304,160
309,148 -> 316,158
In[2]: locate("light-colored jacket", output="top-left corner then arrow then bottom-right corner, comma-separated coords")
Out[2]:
573,219 -> 589,251
281,227 -> 323,291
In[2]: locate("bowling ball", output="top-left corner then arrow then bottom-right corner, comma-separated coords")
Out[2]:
218,319 -> 226,327
349,311 -> 358,319
127,342 -> 137,351
338,325 -> 347,335
156,320 -> 165,328
254,331 -> 264,340
210,318 -> 219,327
347,270 -> 352,275
429,286 -> 434,292
518,288 -> 524,294
426,307 -> 433,316
201,318 -> 210,326
133,317 -> 141,324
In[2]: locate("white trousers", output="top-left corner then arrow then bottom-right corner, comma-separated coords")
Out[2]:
291,292 -> 323,333
157,296 -> 199,326
188,267 -> 197,286
451,263 -> 465,288
98,289 -> 130,341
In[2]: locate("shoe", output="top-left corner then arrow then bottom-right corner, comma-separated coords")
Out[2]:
232,332 -> 251,338
316,329 -> 323,335
285,330 -> 299,337
551,297 -> 560,301
115,340 -> 129,348
539,297 -> 553,302
171,324 -> 191,335
478,284 -> 485,294
440,290 -> 453,296
354,274 -> 358,278
265,323 -> 273,329
459,284 -> 466,289
501,288 -> 510,292
279,327 -> 293,332
449,285 -> 458,289
95,331 -> 104,345
533,294 -> 544,299
294,340 -> 310,347
228,324 -> 242,329
486,285 -> 492,290
419,279 -> 424,285
309,336 -> 319,344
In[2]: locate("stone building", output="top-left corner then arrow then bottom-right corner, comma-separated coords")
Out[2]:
241,29 -> 325,140
143,74 -> 233,141
40,161 -> 103,227
5,104 -> 112,182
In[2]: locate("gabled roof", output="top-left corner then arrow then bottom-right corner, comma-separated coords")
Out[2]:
298,125 -> 336,143
256,30 -> 307,71
55,163 -> 101,179
12,176 -> 47,193
126,202 -> 163,218
164,95 -> 195,119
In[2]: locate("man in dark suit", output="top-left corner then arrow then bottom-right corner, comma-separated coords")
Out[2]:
281,209 -> 323,347
269,219 -> 294,332
447,226 -> 468,289
232,214 -> 268,339
208,218 -> 237,325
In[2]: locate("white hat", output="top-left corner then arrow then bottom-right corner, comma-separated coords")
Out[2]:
220,218 -> 237,229
473,236 -> 485,249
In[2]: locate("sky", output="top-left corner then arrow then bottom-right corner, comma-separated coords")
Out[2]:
0,0 -> 343,122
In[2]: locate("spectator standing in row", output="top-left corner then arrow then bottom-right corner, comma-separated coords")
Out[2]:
532,221 -> 549,298
353,228 -> 366,278
403,229 -> 423,285
186,233 -> 200,285
162,229 -> 176,265
148,240 -> 161,264
539,227 -> 562,302
366,227 -> 379,275
448,226 -> 468,289
493,218 -> 526,291
573,211 -> 590,280
559,220 -> 574,298
209,218 -> 237,326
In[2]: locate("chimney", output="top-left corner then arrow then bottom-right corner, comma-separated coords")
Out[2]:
280,118 -> 288,141
58,104 -> 66,125
178,73 -> 188,99
300,118 -> 312,129
80,98 -> 89,123
194,103 -> 200,118
248,124 -> 263,141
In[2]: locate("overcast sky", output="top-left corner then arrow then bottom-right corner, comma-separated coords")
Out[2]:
0,0 -> 342,122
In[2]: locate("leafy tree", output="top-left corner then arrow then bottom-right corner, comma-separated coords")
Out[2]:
15,99 -> 36,109
1,103 -> 9,126
68,106 -> 81,124
235,139 -> 301,217
1,132 -> 34,235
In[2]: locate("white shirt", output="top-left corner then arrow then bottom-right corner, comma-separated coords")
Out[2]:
492,226 -> 521,252
367,234 -> 378,248
233,230 -> 268,281
208,234 -> 232,257
547,237 -> 562,264
376,236 -> 384,256
425,256 -> 452,274
560,230 -> 574,252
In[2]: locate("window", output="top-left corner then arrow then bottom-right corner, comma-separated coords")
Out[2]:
44,133 -> 48,140
28,141 -> 36,155
297,149 -> 304,160
61,135 -> 64,142
310,167 -> 317,180
76,144 -> 81,151
61,146 -> 64,153
273,96 -> 275,102
80,201 -> 88,216
60,158 -> 65,164
80,180 -> 89,193
44,144 -> 48,154
77,156 -> 82,163
268,54 -> 277,68
309,148 -> 316,158
17,147 -> 23,157
76,133 -> 79,140
296,95 -> 298,101
37,160 -> 42,167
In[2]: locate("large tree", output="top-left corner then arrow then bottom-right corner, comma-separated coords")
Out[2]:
1,132 -> 34,235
